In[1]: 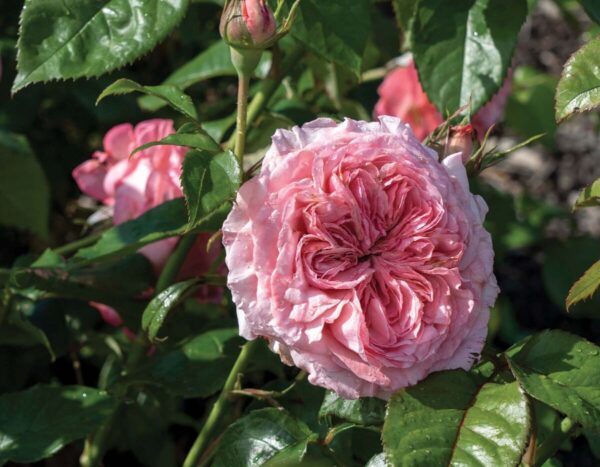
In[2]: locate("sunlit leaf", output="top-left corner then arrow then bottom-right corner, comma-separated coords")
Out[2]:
13,0 -> 189,92
412,0 -> 526,115
383,371 -> 530,466
556,36 -> 600,122
508,330 -> 600,431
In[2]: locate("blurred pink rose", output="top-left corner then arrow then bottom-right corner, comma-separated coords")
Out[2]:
374,59 -> 511,141
74,119 -> 185,268
73,119 -> 222,326
223,117 -> 498,399
374,63 -> 442,140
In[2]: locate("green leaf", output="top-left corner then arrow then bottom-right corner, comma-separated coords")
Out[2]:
181,150 -> 241,229
567,259 -> 600,310
97,79 -> 199,121
13,0 -> 190,93
581,0 -> 600,24
212,408 -> 317,467
319,391 -> 385,426
74,198 -> 230,265
383,370 -> 530,466
365,453 -> 388,467
141,279 -> 200,343
575,178 -> 600,209
11,254 -> 155,306
132,123 -> 221,156
137,40 -> 272,111
125,329 -> 243,398
412,0 -> 527,115
290,0 -> 370,76
0,131 -> 49,237
138,40 -> 236,112
75,199 -> 187,263
0,385 -> 115,464
556,36 -> 600,122
508,330 -> 600,431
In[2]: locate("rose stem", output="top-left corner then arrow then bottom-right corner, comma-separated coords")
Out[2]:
182,340 -> 258,467
226,42 -> 304,151
183,39 -> 272,467
234,72 -> 250,169
533,417 -> 577,467
81,234 -> 199,467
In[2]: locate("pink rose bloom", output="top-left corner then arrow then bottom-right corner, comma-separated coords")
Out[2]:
73,119 -> 222,326
374,59 -> 511,141
223,117 -> 499,399
73,119 -> 185,268
374,63 -> 442,141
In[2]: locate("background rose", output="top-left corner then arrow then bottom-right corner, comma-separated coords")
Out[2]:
73,119 -> 221,327
374,58 -> 512,141
223,116 -> 499,399
73,119 -> 185,268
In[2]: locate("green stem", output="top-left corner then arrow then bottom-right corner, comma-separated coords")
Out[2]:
227,43 -> 304,150
534,417 -> 577,467
234,73 -> 250,167
156,234 -> 198,293
53,230 -> 104,256
82,234 -> 198,466
183,340 -> 258,467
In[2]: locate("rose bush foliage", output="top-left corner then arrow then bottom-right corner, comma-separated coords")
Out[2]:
1,0 -> 600,466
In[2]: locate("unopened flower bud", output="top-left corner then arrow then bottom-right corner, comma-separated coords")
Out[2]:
220,0 -> 276,50
445,124 -> 475,164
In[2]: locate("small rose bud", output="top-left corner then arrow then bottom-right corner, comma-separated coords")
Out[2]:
220,0 -> 276,50
445,124 -> 476,164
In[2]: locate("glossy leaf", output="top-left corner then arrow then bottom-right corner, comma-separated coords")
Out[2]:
0,385 -> 115,464
412,0 -> 527,115
556,36 -> 600,122
567,260 -> 600,310
131,123 -> 220,156
141,279 -> 200,343
383,370 -> 530,466
0,131 -> 49,237
75,197 -> 230,263
97,79 -> 199,121
139,40 -> 236,111
125,329 -> 243,398
365,453 -> 388,467
13,0 -> 189,93
138,41 -> 272,111
508,330 -> 600,431
211,408 -> 317,467
575,178 -> 600,209
75,199 -> 187,263
319,391 -> 385,426
181,150 -> 241,228
9,255 -> 154,322
290,0 -> 370,76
